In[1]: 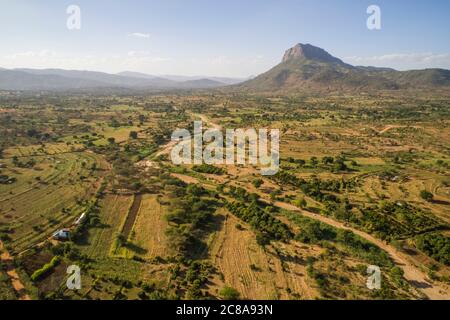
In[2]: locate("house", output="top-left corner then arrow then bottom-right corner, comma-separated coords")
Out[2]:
52,229 -> 71,241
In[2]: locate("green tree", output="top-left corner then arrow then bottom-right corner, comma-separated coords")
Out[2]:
252,178 -> 263,188
310,156 -> 318,167
129,131 -> 138,139
220,286 -> 240,300
420,190 -> 434,202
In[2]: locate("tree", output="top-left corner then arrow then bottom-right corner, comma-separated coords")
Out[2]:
107,137 -> 116,144
12,156 -> 19,166
420,190 -> 434,202
293,197 -> 307,208
322,156 -> 334,165
219,286 -> 240,300
26,128 -> 39,137
252,178 -> 263,188
129,131 -> 138,139
116,233 -> 127,247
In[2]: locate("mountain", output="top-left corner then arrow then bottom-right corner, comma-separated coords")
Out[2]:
178,78 -> 226,88
282,43 -> 346,65
15,68 -> 178,88
0,69 -> 108,91
3,45 -> 449,92
119,72 -> 247,85
239,43 -> 450,93
116,71 -> 159,79
0,68 -> 230,91
160,75 -> 247,85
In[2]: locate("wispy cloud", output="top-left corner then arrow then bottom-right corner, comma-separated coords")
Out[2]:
1,51 -> 267,77
128,32 -> 151,39
1,51 -> 171,72
5,50 -> 57,59
208,55 -> 266,66
344,53 -> 450,70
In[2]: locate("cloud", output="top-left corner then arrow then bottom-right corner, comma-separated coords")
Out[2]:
1,51 -> 266,77
128,32 -> 150,39
208,55 -> 265,66
1,51 -> 171,72
344,53 -> 450,70
5,50 -> 57,59
208,55 -> 232,65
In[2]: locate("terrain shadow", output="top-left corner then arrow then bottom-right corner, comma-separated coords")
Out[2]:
432,199 -> 450,206
124,242 -> 148,255
408,280 -> 432,289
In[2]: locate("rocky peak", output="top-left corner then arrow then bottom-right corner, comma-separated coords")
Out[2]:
282,43 -> 344,64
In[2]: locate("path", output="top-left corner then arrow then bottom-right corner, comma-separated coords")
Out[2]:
170,170 -> 449,300
121,194 -> 143,239
273,201 -> 449,300
152,113 -> 449,300
378,125 -> 422,134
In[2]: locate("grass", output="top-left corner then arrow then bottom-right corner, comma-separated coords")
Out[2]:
81,194 -> 133,258
127,194 -> 169,260
0,151 -> 108,253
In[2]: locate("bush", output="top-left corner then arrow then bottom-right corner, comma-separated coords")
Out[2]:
192,164 -> 224,175
220,286 -> 240,300
31,256 -> 61,281
252,179 -> 263,188
129,131 -> 138,139
416,233 -> 450,265
420,190 -> 434,202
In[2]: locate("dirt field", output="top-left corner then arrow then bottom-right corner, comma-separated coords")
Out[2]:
130,194 -> 169,259
208,209 -> 319,299
82,194 -> 133,258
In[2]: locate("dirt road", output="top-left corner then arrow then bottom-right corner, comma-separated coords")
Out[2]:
154,113 -> 449,300
378,125 -> 422,134
273,201 -> 449,300
192,113 -> 223,130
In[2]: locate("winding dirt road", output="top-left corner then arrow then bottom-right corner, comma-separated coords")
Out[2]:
157,113 -> 450,300
273,201 -> 449,300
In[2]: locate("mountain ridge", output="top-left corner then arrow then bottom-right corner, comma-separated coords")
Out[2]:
2,44 -> 449,93
239,43 -> 450,93
0,68 -> 236,91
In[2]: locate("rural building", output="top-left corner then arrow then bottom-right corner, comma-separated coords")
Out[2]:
52,229 -> 71,241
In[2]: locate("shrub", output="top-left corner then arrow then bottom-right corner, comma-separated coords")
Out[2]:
220,286 -> 240,300
31,256 -> 61,281
129,131 -> 138,139
420,190 -> 434,202
416,233 -> 450,265
192,164 -> 224,175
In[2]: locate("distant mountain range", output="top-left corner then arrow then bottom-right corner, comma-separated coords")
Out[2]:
2,44 -> 449,93
238,43 -> 450,93
0,68 -> 246,91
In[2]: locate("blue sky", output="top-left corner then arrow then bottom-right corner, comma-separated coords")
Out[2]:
1,0 -> 449,77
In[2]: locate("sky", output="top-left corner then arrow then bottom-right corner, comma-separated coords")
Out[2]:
0,0 -> 449,77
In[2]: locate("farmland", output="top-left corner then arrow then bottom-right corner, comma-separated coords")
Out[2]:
0,93 -> 449,300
